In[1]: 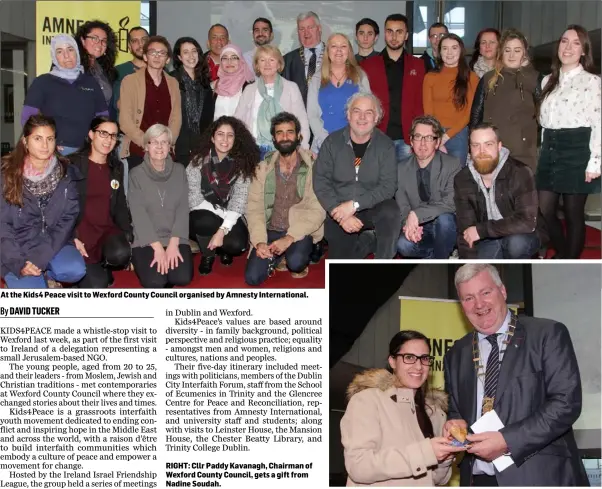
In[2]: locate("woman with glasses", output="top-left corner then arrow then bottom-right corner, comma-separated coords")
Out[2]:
1,115 -> 85,289
341,330 -> 463,487
69,117 -> 132,288
170,37 -> 216,166
213,44 -> 256,120
235,44 -> 309,160
470,29 -> 540,172
470,28 -> 501,78
119,36 -> 182,172
128,124 -> 193,288
187,116 -> 259,276
75,20 -> 118,109
22,34 -> 109,156
307,33 -> 371,153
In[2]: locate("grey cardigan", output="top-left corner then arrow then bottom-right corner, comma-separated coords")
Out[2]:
395,151 -> 462,225
313,126 -> 397,213
307,70 -> 371,153
128,155 -> 189,248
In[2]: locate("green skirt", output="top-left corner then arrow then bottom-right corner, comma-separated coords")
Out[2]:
536,127 -> 600,194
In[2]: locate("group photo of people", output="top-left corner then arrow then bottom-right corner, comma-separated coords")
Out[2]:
1,6 -> 601,289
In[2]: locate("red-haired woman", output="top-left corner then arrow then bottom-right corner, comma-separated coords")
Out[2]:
470,28 -> 501,78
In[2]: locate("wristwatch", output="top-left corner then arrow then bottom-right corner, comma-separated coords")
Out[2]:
353,201 -> 360,211
219,226 -> 230,236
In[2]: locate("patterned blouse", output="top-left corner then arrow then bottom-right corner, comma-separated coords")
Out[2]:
539,65 -> 601,174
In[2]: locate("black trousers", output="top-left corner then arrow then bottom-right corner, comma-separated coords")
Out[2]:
324,199 -> 401,259
78,233 -> 131,288
132,244 -> 193,288
189,209 -> 248,257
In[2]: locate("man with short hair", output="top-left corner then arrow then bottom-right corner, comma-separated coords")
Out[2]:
119,36 -> 181,171
243,18 -> 274,72
454,123 -> 539,259
112,26 -> 149,119
206,24 -> 229,83
313,92 -> 401,259
355,18 -> 380,63
421,22 -> 448,72
283,11 -> 324,107
444,263 -> 589,487
361,14 -> 425,164
245,112 -> 325,286
396,115 -> 461,258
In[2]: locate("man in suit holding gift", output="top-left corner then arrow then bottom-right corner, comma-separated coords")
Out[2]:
443,263 -> 589,486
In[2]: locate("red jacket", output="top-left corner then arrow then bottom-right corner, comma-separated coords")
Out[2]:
361,52 -> 425,145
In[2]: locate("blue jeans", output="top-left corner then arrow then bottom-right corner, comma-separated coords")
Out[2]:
397,213 -> 457,259
3,245 -> 86,288
444,126 -> 468,166
476,233 -> 540,259
393,139 -> 413,165
245,230 -> 313,286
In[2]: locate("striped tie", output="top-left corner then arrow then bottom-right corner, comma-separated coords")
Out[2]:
307,47 -> 317,80
354,157 -> 362,167
483,334 -> 500,410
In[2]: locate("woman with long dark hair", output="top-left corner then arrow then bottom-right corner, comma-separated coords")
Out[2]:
470,28 -> 540,171
423,34 -> 479,165
340,330 -> 463,486
187,116 -> 260,275
537,25 -> 601,259
69,117 -> 132,288
470,28 -> 501,78
170,37 -> 216,166
1,115 -> 85,288
75,20 -> 118,109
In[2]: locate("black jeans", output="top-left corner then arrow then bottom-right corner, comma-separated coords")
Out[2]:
189,209 -> 248,257
132,244 -> 193,288
325,199 -> 401,259
78,233 -> 131,288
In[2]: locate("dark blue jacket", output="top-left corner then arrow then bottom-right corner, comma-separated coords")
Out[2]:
1,163 -> 82,277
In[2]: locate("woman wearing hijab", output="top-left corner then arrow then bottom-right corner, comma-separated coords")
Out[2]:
234,44 -> 309,160
22,34 -> 109,156
170,37 -> 216,166
213,44 -> 255,120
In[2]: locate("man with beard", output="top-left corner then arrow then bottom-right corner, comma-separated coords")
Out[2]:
243,18 -> 274,73
313,92 -> 401,259
112,26 -> 149,120
361,14 -> 425,164
454,123 -> 539,259
245,112 -> 325,285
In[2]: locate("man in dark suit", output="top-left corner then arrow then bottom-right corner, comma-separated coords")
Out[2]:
395,115 -> 461,259
443,264 -> 589,487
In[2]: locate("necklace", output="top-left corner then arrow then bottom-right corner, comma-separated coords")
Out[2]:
157,188 -> 166,208
331,71 -> 347,87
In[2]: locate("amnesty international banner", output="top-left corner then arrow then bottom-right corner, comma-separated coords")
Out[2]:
36,1 -> 141,75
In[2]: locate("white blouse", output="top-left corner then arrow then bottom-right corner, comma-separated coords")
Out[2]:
214,90 -> 242,120
539,65 -> 601,174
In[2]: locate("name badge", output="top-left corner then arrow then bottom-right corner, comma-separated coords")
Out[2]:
110,179 -> 120,190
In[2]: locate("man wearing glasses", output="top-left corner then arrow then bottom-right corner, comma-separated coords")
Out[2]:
420,22 -> 448,73
395,115 -> 461,259
119,36 -> 181,171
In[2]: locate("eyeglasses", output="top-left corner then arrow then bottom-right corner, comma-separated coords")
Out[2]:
149,140 -> 170,147
86,35 -> 108,46
429,33 -> 447,40
411,134 -> 439,142
298,25 -> 318,34
221,55 -> 239,63
94,130 -> 119,141
392,353 -> 435,366
147,50 -> 168,58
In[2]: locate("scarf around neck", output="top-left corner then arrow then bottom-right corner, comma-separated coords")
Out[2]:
23,156 -> 63,208
256,74 -> 283,147
467,146 -> 510,221
215,44 -> 255,97
179,68 -> 204,134
200,149 -> 238,208
49,34 -> 84,81
473,55 -> 493,79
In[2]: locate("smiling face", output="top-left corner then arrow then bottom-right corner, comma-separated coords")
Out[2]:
146,131 -> 171,160
220,49 -> 240,74
144,41 -> 170,70
25,126 -> 56,162
479,32 -> 499,61
55,43 -> 77,69
90,122 -> 118,156
178,42 -> 200,71
458,270 -> 508,335
328,35 -> 350,66
128,28 -> 149,60
356,24 -> 377,51
297,16 -> 321,48
253,21 -> 273,47
411,123 -> 440,161
257,53 -> 279,79
208,26 -> 229,57
82,27 -> 108,59
388,339 -> 431,390
273,121 -> 300,156
347,96 -> 378,139
558,29 -> 584,68
212,124 -> 235,159
440,38 -> 461,67
502,38 -> 526,69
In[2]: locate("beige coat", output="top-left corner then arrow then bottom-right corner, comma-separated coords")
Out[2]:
246,149 -> 325,246
341,369 -> 453,487
119,69 -> 182,158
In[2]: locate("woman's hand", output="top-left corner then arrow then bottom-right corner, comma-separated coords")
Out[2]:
150,242 -> 168,275
208,229 -> 225,250
21,261 -> 42,277
165,241 -> 183,270
585,171 -> 601,183
430,436 -> 466,462
74,238 -> 88,258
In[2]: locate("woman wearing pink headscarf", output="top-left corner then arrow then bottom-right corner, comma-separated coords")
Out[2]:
213,44 -> 255,120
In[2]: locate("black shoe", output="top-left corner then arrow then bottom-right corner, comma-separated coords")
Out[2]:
107,270 -> 115,288
309,240 -> 325,264
198,256 -> 215,275
220,253 -> 233,266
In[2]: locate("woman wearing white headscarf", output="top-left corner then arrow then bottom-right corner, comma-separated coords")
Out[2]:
22,34 -> 109,156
